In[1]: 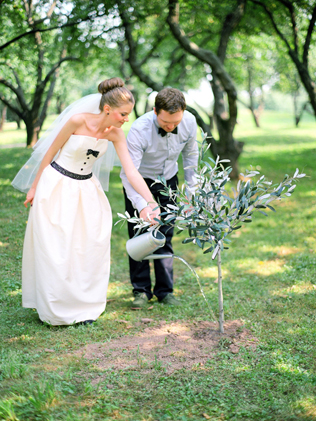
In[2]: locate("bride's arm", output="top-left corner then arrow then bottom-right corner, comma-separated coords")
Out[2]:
24,116 -> 82,207
110,129 -> 160,221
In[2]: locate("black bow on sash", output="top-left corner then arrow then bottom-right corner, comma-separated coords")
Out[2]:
87,149 -> 99,158
158,127 -> 178,137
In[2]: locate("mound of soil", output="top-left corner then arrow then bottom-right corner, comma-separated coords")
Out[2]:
75,319 -> 258,375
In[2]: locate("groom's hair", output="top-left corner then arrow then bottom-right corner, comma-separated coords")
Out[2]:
155,88 -> 186,115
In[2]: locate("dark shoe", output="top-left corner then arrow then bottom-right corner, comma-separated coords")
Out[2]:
77,320 -> 95,326
131,292 -> 148,308
160,293 -> 180,306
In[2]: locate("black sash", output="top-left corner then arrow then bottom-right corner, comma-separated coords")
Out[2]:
51,161 -> 92,180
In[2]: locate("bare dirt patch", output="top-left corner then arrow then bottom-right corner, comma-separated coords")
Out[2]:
75,319 -> 258,376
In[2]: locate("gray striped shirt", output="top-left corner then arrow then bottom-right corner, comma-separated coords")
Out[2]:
120,110 -> 198,212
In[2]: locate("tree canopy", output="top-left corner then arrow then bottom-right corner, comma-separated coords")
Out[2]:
0,0 -> 315,165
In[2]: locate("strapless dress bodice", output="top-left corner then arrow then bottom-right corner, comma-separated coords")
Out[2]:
54,134 -> 108,175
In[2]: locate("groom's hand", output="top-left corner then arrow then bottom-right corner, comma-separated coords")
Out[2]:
140,205 -> 160,224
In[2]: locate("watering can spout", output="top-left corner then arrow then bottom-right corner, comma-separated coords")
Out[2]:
126,230 -> 173,261
143,253 -> 173,260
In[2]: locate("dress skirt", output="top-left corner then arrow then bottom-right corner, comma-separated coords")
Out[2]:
22,164 -> 112,325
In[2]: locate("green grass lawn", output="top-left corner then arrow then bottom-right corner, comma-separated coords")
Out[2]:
0,110 -> 315,420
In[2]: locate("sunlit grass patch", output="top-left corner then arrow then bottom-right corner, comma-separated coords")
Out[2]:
245,258 -> 287,276
234,364 -> 252,373
285,283 -> 316,295
294,396 -> 316,417
275,245 -> 300,256
7,289 -> 22,297
5,334 -> 36,344
303,190 -> 316,197
196,266 -> 222,280
0,397 -> 22,421
305,237 -> 316,249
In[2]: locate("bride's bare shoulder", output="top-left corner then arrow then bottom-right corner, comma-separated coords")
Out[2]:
68,113 -> 87,125
65,113 -> 92,132
106,127 -> 125,142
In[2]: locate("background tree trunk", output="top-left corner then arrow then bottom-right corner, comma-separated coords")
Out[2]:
0,105 -> 7,131
167,0 -> 245,178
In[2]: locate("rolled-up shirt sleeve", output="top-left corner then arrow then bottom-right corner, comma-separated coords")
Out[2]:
120,128 -> 149,213
182,119 -> 198,185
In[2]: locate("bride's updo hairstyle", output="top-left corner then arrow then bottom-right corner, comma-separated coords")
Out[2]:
98,77 -> 135,111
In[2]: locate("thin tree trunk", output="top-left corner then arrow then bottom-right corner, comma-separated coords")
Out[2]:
295,100 -> 309,127
217,249 -> 224,333
246,57 -> 260,128
0,105 -> 7,131
56,96 -> 65,115
144,96 -> 150,114
249,90 -> 260,128
252,108 -> 260,128
237,98 -> 260,128
132,90 -> 140,119
211,76 -> 244,178
30,124 -> 41,147
25,119 -> 35,147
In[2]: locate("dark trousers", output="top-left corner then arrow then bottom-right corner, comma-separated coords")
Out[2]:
123,174 -> 178,301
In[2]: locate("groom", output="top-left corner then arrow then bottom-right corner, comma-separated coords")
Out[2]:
120,87 -> 198,307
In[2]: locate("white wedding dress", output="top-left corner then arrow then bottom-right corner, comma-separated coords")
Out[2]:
22,135 -> 112,325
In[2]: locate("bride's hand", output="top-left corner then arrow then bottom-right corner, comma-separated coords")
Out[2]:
24,187 -> 36,208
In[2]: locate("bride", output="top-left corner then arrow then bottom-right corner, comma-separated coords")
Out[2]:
12,77 -> 160,326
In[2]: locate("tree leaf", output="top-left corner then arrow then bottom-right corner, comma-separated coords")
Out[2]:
183,238 -> 194,244
167,204 -> 179,210
203,246 -> 214,254
259,194 -> 270,200
258,210 -> 268,217
266,205 -> 276,212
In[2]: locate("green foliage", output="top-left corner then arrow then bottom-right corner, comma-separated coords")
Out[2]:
0,1 -> 123,138
118,134 -> 306,259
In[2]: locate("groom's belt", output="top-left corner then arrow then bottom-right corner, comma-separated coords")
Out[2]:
51,161 -> 92,180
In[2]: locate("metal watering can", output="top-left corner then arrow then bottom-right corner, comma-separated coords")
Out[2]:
126,230 -> 215,318
126,230 -> 173,261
